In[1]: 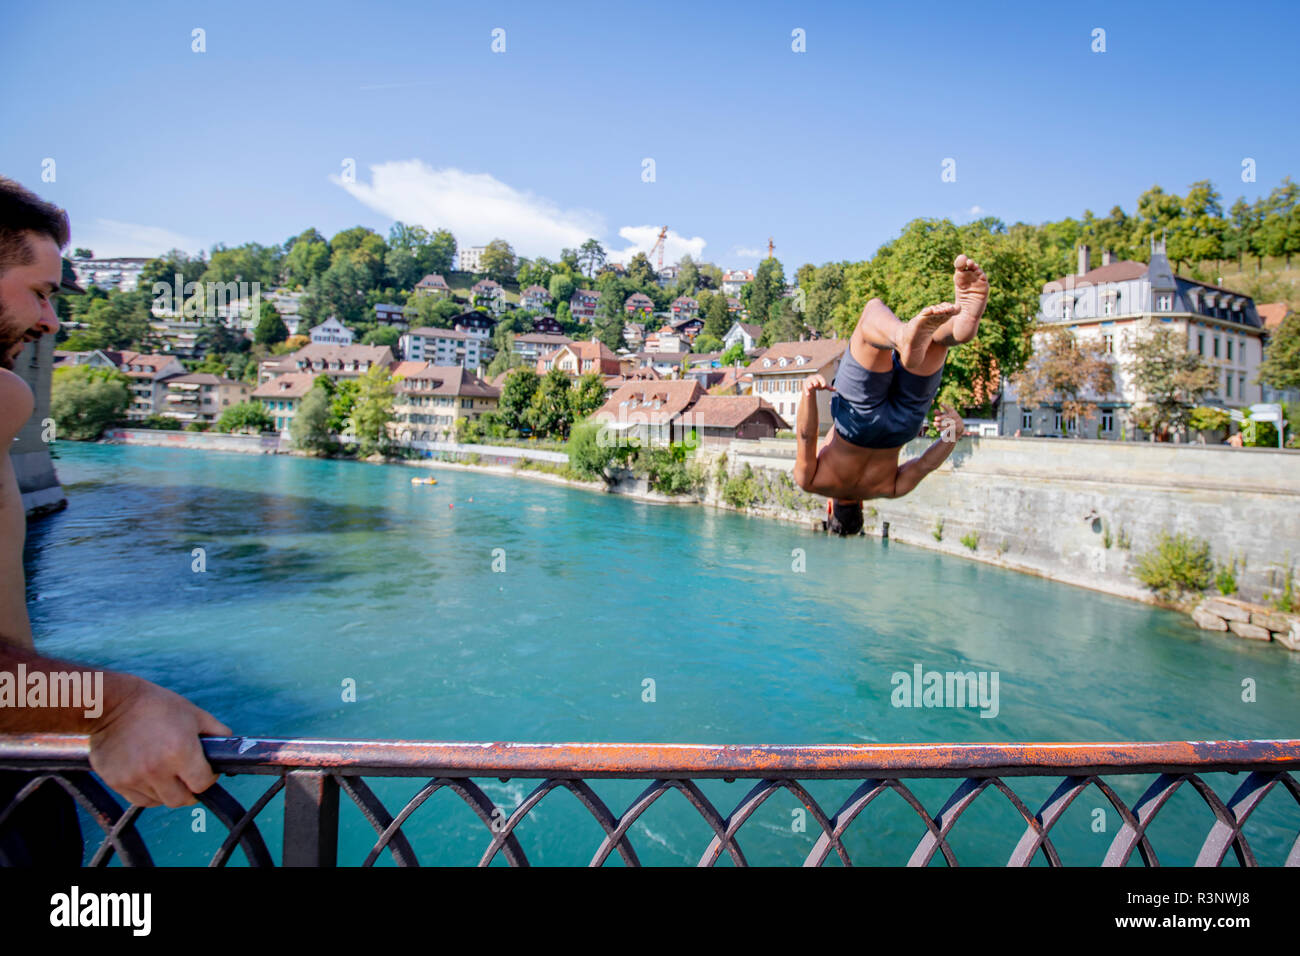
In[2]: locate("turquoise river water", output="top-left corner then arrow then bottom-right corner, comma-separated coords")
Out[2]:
21,442 -> 1300,865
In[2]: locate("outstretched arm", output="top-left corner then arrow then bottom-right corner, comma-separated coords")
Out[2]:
891,405 -> 962,498
0,639 -> 233,808
793,375 -> 833,491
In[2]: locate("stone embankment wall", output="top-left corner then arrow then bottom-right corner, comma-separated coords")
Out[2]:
710,435 -> 1300,609
104,428 -> 285,454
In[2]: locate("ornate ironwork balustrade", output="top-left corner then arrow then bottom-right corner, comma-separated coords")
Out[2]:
1,735 -> 1297,867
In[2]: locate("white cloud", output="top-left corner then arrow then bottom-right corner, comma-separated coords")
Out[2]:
604,225 -> 707,267
334,160 -> 605,259
74,219 -> 202,258
732,246 -> 767,259
967,205 -> 985,216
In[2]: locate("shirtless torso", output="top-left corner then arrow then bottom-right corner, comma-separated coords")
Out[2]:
1,347 -> 38,649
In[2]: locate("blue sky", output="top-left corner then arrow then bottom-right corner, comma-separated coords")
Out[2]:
3,0 -> 1297,270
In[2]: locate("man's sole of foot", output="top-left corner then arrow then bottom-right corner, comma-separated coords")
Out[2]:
896,303 -> 959,371
951,255 -> 989,342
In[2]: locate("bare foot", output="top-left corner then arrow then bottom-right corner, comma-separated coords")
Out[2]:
896,302 -> 959,372
950,254 -> 989,342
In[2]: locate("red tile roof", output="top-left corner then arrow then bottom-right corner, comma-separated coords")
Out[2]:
595,380 -> 703,425
252,371 -> 318,399
684,395 -> 788,430
747,338 -> 844,376
1258,302 -> 1293,331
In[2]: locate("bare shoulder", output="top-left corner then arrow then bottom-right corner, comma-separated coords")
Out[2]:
0,369 -> 35,445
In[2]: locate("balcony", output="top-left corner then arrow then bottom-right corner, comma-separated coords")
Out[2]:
1,736 -> 1296,866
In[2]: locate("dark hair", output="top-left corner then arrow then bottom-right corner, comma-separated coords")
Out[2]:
0,176 -> 71,275
826,500 -> 864,536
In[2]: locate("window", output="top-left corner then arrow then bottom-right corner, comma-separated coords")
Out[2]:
1239,375 -> 1246,398
1054,411 -> 1063,432
1227,339 -> 1233,361
1021,410 -> 1033,429
1225,375 -> 1232,398
1197,333 -> 1204,355
1062,297 -> 1072,319
1102,333 -> 1113,353
1156,294 -> 1172,312
1214,337 -> 1220,358
1101,411 -> 1114,433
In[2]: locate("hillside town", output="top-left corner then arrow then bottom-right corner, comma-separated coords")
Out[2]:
47,233 -> 1298,453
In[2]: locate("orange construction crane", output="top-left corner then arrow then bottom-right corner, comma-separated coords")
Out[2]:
767,237 -> 775,259
648,226 -> 668,272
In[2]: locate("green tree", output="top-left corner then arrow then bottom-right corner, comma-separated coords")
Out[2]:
423,230 -> 457,277
216,401 -> 274,434
361,326 -> 400,348
1125,327 -> 1217,440
283,229 -> 331,288
50,366 -> 130,440
571,372 -> 607,419
1011,327 -> 1115,435
1259,312 -> 1300,391
566,418 -> 618,482
303,255 -> 371,325
322,377 -> 361,434
693,333 -> 723,354
62,291 -> 152,351
701,290 -> 730,340
384,245 -> 423,290
625,252 -> 657,289
529,367 -> 574,438
408,294 -> 461,329
744,258 -> 786,333
350,364 -> 398,456
549,273 -> 576,305
674,255 -> 700,296
577,239 -> 606,278
499,367 -> 540,432
290,385 -> 333,453
592,275 -> 626,351
480,239 -> 517,282
720,342 -> 746,366
253,300 -> 288,345
839,217 -> 1040,414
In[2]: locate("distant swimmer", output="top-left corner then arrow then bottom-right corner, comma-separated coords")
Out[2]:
794,255 -> 989,536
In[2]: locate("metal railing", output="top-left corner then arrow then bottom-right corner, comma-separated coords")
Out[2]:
1,735 -> 1297,867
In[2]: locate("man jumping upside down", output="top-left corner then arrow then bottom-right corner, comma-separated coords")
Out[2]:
794,254 -> 989,535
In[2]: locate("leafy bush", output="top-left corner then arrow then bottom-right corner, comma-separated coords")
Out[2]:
637,445 -> 701,496
1134,532 -> 1213,600
722,464 -> 760,508
960,531 -> 978,551
1188,406 -> 1230,433
1242,420 -> 1279,448
50,365 -> 130,440
566,419 -> 618,482
932,518 -> 944,541
1214,560 -> 1237,596
216,401 -> 273,435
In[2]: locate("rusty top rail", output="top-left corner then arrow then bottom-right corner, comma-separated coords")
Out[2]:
2,735 -> 1298,778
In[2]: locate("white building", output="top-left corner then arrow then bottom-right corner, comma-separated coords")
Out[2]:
1000,240 -> 1269,439
309,316 -> 355,346
71,256 -> 150,292
400,326 -> 490,370
722,269 -> 754,297
457,246 -> 487,273
722,321 -> 763,354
